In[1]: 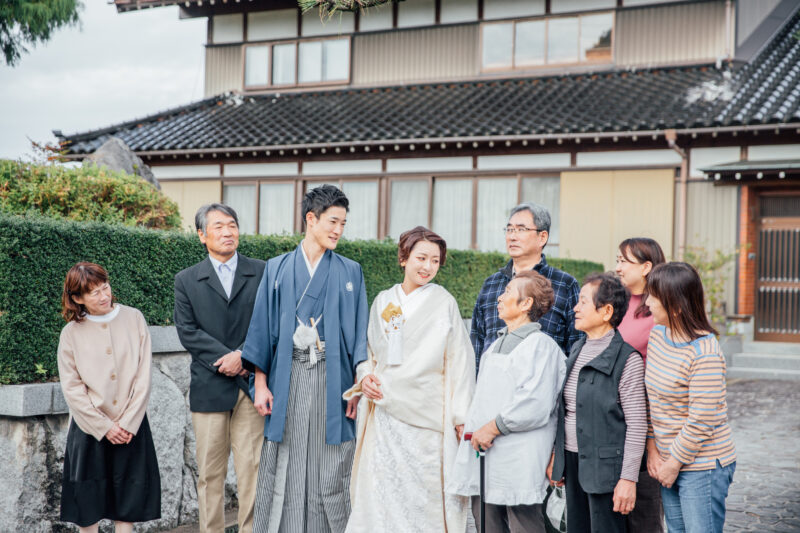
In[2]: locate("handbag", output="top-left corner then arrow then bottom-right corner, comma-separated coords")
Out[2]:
544,484 -> 567,533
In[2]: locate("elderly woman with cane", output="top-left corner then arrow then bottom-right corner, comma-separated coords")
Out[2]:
449,271 -> 566,533
57,262 -> 161,533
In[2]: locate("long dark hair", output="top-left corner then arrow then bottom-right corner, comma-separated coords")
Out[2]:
619,237 -> 666,318
647,262 -> 718,341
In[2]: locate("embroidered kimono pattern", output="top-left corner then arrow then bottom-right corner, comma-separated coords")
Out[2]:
344,283 -> 475,533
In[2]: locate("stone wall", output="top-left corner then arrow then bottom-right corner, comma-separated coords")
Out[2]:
0,327 -> 241,532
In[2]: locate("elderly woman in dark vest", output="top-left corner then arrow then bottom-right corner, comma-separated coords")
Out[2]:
547,273 -> 647,533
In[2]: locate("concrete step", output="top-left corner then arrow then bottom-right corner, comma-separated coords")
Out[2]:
742,341 -> 800,355
727,366 -> 800,381
731,352 -> 800,370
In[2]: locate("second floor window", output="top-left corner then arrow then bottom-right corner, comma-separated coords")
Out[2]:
244,37 -> 350,89
481,12 -> 613,71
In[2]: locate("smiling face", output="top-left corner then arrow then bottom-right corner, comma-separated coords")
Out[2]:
198,209 -> 239,261
306,206 -> 347,251
573,282 -> 612,334
615,247 -> 651,294
505,209 -> 549,261
402,240 -> 441,289
497,278 -> 532,324
72,281 -> 114,316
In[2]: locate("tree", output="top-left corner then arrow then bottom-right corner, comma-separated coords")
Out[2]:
0,0 -> 81,66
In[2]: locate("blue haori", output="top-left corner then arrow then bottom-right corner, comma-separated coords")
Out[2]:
241,244 -> 369,445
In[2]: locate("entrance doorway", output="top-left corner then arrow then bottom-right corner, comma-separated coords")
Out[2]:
755,194 -> 800,342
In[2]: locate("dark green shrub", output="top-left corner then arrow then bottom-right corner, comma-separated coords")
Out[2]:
0,213 -> 602,384
0,159 -> 181,229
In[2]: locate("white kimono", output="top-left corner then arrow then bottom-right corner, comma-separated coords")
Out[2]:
344,283 -> 475,533
447,326 -> 566,506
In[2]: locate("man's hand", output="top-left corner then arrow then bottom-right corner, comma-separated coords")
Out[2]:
346,396 -> 359,419
105,423 -> 132,445
213,350 -> 243,376
657,456 -> 683,489
613,479 -> 637,515
455,424 -> 464,442
254,377 -> 274,417
471,420 -> 500,452
360,374 -> 383,400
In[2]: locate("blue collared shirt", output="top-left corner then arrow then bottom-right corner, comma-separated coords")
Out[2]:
470,254 -> 581,370
209,252 -> 238,298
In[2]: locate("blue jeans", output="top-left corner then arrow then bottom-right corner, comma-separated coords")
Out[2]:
661,460 -> 736,533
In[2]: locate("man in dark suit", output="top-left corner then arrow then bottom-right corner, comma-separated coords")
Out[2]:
174,203 -> 265,533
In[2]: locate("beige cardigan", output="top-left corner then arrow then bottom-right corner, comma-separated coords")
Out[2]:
57,304 -> 152,441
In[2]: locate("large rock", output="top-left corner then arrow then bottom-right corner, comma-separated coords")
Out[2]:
137,366 -> 188,532
83,137 -> 160,190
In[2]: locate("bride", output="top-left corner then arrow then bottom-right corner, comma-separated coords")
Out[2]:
343,226 -> 475,533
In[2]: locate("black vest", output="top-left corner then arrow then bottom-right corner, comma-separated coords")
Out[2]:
551,329 -> 640,494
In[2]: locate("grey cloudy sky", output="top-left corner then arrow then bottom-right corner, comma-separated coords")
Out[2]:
0,2 -> 207,160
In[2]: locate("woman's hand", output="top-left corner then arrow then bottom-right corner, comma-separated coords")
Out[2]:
646,439 -> 664,479
360,374 -> 383,400
455,424 -> 464,442
105,423 -> 132,445
471,420 -> 500,452
254,380 -> 274,417
656,456 -> 682,489
546,452 -> 564,487
612,479 -> 637,515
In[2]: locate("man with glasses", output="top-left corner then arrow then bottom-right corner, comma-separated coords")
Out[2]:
471,202 -> 581,369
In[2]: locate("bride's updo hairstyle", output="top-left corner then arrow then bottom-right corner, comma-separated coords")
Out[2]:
397,226 -> 448,268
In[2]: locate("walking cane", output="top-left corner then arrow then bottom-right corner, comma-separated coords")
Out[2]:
463,432 -> 486,533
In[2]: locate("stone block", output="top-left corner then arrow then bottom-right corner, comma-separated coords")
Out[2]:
150,326 -> 186,354
0,382 -> 68,417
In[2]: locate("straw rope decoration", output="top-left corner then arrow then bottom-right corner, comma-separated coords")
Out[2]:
298,0 -> 401,17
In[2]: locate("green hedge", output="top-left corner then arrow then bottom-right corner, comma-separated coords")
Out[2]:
0,212 -> 602,384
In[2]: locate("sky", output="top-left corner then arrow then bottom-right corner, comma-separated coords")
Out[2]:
0,2 -> 207,160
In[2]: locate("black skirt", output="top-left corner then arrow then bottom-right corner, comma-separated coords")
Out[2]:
60,415 -> 161,527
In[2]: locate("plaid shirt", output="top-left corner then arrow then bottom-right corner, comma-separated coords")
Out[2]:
470,255 -> 582,369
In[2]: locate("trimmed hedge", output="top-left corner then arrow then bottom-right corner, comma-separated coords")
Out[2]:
0,212 -> 602,384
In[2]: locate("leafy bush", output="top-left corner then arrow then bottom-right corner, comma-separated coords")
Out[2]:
0,159 -> 180,229
0,212 -> 602,384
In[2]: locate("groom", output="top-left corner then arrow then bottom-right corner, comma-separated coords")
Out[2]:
241,185 -> 368,533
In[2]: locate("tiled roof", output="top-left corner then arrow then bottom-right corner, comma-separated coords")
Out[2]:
59,9 -> 800,155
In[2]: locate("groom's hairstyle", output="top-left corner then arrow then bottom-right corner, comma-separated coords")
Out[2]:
302,185 -> 349,221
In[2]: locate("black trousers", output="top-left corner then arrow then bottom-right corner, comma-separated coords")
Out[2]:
564,451 -> 626,533
626,458 -> 664,533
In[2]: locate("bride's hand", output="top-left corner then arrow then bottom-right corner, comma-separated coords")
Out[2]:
360,374 -> 383,400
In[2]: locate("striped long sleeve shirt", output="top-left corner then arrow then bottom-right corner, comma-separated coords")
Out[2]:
645,326 -> 736,471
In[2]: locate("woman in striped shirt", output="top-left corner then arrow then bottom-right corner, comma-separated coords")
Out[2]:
645,262 -> 736,533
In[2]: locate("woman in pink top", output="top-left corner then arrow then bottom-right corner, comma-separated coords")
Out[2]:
615,238 -> 666,361
614,237 -> 665,533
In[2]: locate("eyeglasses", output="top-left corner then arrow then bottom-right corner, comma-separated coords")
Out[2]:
503,226 -> 543,235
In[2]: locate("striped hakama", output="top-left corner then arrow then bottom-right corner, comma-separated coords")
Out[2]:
254,344 -> 355,533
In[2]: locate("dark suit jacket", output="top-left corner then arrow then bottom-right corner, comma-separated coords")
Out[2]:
174,254 -> 265,412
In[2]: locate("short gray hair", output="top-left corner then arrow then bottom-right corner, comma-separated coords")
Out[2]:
508,202 -> 551,233
195,203 -> 239,234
